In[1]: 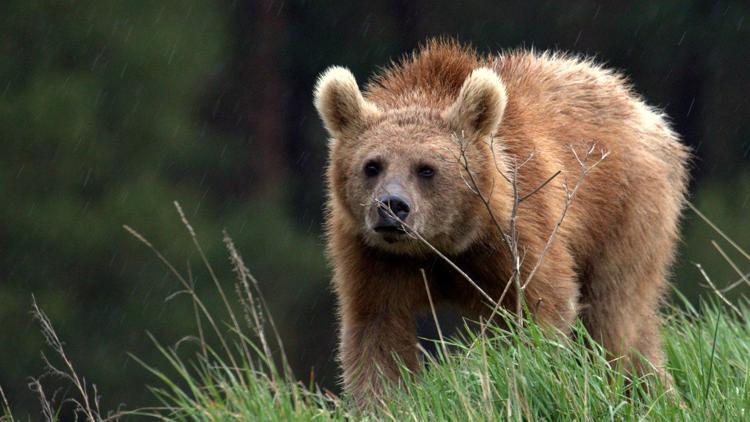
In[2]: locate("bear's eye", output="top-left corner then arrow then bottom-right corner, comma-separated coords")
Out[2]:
363,160 -> 381,178
417,165 -> 435,179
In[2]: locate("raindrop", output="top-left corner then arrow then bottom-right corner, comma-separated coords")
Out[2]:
686,98 -> 695,117
83,168 -> 92,187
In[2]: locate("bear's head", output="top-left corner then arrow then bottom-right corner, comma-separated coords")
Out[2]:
315,66 -> 508,255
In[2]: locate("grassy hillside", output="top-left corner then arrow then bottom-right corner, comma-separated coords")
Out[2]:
3,205 -> 748,421
119,303 -> 745,421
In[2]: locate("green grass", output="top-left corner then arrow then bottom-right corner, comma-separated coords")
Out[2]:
6,202 -> 749,421
127,301 -> 748,421
128,204 -> 749,420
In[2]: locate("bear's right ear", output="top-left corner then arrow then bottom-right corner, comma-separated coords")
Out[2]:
314,66 -> 380,141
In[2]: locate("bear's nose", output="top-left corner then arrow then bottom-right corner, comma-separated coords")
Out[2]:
375,195 -> 410,231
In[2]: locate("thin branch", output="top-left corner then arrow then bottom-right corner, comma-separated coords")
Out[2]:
688,202 -> 750,262
517,149 -> 536,169
420,269 -> 449,359
720,270 -> 750,293
710,240 -> 750,292
694,262 -> 743,318
418,135 -> 608,330
452,133 -> 511,251
519,170 -> 561,203
488,136 -> 512,184
375,200 -> 498,307
508,160 -> 523,322
522,145 -> 608,290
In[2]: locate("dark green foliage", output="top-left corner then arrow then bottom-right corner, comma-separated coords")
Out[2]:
0,1 -> 329,416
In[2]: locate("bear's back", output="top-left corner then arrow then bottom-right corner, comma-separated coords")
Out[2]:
365,40 -> 686,164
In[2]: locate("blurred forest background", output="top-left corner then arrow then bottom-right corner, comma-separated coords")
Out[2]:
1,0 -> 749,417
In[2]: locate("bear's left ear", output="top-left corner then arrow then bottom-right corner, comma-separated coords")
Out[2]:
443,68 -> 507,139
314,66 -> 381,141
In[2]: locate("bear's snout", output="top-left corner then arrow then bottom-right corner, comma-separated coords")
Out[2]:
374,194 -> 410,232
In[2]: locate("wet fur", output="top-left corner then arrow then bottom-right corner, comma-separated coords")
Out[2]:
315,39 -> 690,403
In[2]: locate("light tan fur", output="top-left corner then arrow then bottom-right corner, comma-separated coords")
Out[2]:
314,39 -> 690,404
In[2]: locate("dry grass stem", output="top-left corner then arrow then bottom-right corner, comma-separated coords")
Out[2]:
694,262 -> 743,318
26,379 -> 54,422
123,224 -> 243,380
420,269 -> 448,359
0,385 -> 13,422
710,240 -> 750,292
374,200 -> 498,307
173,202 -> 253,375
31,295 -> 98,421
687,202 -> 750,262
185,262 -> 208,361
720,270 -> 750,294
223,230 -> 294,382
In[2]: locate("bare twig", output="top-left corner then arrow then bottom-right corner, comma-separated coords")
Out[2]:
522,145 -> 609,290
508,160 -> 524,323
688,202 -> 750,262
375,200 -> 498,307
390,136 -> 607,334
694,262 -> 743,318
519,170 -> 561,203
420,269 -> 449,359
711,240 -> 750,292
453,134 -> 524,323
721,270 -> 750,293
452,133 -> 510,250
453,132 -> 608,325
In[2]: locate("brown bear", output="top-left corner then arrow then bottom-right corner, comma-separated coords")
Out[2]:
314,39 -> 689,404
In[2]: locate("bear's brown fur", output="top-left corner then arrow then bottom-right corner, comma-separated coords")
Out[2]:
314,39 -> 690,404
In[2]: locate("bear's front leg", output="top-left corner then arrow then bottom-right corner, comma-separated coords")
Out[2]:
339,306 -> 418,404
334,266 -> 425,406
